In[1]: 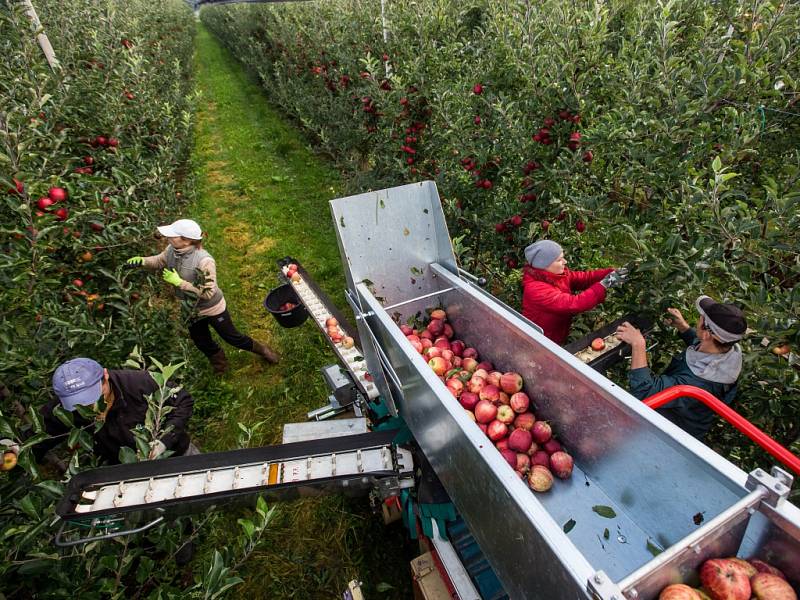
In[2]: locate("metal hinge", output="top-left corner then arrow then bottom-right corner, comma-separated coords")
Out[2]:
745,466 -> 793,508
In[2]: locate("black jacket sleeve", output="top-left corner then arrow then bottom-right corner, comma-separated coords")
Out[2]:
159,382 -> 194,451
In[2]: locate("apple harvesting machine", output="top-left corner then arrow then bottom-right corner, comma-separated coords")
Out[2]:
56,182 -> 799,599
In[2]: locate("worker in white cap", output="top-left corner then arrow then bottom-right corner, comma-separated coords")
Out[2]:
521,239 -> 627,344
126,219 -> 279,373
616,295 -> 748,439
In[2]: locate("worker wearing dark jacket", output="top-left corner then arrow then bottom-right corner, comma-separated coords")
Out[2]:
6,358 -> 195,465
615,296 -> 747,439
521,240 -> 626,344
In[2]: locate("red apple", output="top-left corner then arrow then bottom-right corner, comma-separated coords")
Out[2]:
461,358 -> 478,373
508,428 -> 533,453
325,317 -> 338,328
498,391 -> 510,405
510,392 -> 530,413
37,197 -> 54,210
516,453 -> 530,473
54,207 -> 68,221
527,465 -> 553,492
479,384 -> 500,404
428,356 -> 447,376
485,371 -> 501,387
434,338 -> 451,351
474,400 -> 497,424
495,438 -> 509,451
549,451 -> 574,479
441,349 -> 454,363
427,319 -> 445,336
514,412 -> 536,431
400,324 -> 414,336
500,372 -> 523,394
472,83 -> 483,95
726,558 -> 757,578
450,340 -> 465,356
699,558 -> 751,600
342,337 -> 355,349
531,421 -> 552,444
591,338 -> 606,351
462,347 -> 478,359
443,323 -> 454,338
487,419 -> 508,441
410,340 -> 423,353
499,448 -> 516,468
496,405 -> 515,424
446,377 -> 464,398
425,346 -> 442,359
531,450 -> 550,466
459,391 -> 479,411
750,573 -> 796,600
48,187 -> 67,202
658,584 -> 700,600
467,376 -> 486,394
749,559 -> 786,580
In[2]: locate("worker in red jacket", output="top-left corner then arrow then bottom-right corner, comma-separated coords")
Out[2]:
521,240 -> 628,344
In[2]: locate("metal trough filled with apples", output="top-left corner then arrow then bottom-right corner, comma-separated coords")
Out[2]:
330,181 -> 800,600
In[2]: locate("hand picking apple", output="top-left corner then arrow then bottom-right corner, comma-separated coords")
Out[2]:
621,295 -> 748,440
520,239 -> 618,344
132,218 -> 279,373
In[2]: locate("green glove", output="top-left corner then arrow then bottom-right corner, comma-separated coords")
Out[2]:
162,268 -> 182,287
126,256 -> 144,266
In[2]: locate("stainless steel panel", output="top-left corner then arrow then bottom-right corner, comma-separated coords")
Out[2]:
282,418 -> 369,444
329,180 -> 457,308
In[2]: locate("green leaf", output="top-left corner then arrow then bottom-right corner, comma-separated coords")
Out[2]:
563,518 -> 576,533
646,539 -> 664,557
376,582 -> 395,592
603,528 -> 610,540
712,155 -> 722,172
592,505 -> 617,519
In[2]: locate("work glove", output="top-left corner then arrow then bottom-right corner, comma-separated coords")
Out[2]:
148,440 -> 167,460
1,438 -> 20,470
126,256 -> 144,266
162,268 -> 183,287
0,439 -> 20,456
600,267 -> 629,289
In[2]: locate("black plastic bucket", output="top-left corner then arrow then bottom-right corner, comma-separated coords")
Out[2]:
264,284 -> 309,328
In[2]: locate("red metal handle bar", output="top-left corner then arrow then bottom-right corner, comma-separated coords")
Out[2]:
643,385 -> 800,476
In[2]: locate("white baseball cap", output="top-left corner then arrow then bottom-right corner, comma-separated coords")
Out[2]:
157,219 -> 203,240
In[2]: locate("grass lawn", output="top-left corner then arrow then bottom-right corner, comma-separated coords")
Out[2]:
190,23 -> 415,599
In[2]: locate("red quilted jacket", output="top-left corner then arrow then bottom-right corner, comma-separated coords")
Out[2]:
521,266 -> 613,345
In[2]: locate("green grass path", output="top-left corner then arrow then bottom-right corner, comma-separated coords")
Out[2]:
191,24 -> 414,599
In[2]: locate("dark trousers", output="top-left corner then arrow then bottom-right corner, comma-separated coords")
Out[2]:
188,309 -> 254,357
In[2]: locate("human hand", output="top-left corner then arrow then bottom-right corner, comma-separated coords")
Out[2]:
600,268 -> 629,289
148,440 -> 166,460
665,308 -> 690,332
615,321 -> 645,348
126,256 -> 144,266
0,438 -> 20,456
162,268 -> 182,287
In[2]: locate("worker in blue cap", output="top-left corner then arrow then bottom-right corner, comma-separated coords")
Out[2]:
2,358 -> 195,467
616,295 -> 748,439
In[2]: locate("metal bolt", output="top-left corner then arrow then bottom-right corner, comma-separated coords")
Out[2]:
594,574 -> 604,584
755,469 -> 764,477
775,483 -> 785,491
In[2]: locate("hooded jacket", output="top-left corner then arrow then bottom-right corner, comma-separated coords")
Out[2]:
521,265 -> 613,344
629,328 -> 740,439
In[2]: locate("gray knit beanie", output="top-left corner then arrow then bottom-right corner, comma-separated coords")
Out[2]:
524,240 -> 563,269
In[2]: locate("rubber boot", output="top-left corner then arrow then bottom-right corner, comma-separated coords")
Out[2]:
251,340 -> 279,364
208,349 -> 228,374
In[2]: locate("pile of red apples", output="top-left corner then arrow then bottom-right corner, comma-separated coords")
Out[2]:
659,556 -> 795,600
399,308 -> 574,492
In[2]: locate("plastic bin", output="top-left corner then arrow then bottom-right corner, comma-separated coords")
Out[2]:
264,284 -> 308,328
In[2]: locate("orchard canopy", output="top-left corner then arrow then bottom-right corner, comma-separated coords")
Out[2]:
0,0 -> 798,597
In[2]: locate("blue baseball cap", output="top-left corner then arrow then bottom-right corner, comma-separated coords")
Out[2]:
52,358 -> 104,411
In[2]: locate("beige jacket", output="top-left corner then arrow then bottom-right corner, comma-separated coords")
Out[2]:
143,247 -> 227,317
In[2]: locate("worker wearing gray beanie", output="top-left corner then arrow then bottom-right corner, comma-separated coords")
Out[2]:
521,239 -> 625,344
524,240 -> 564,269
